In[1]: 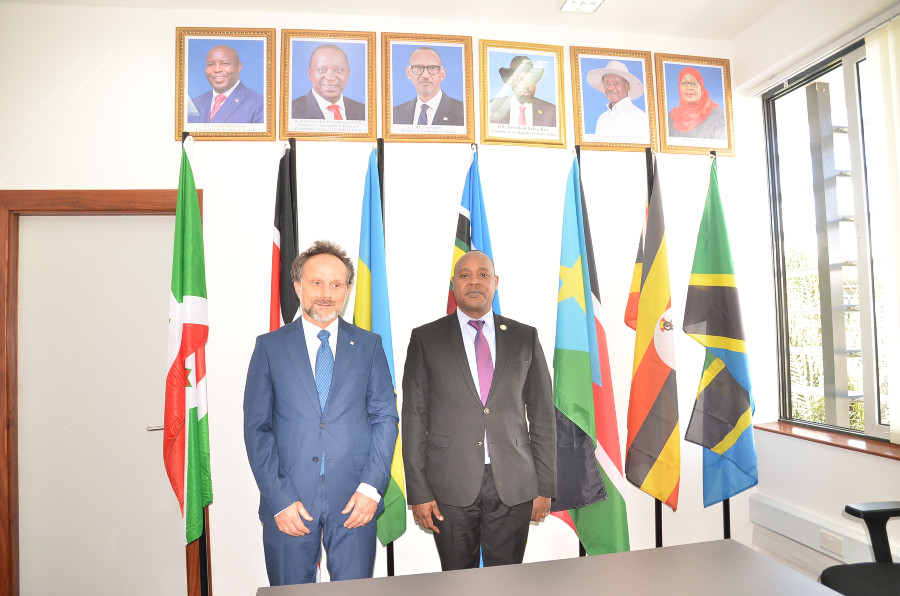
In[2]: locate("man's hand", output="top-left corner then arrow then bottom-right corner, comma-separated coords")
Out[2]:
531,496 -> 551,523
342,491 -> 377,528
411,500 -> 444,534
275,501 -> 314,536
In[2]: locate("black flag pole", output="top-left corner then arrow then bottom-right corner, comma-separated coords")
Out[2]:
707,149 -> 731,540
375,138 -> 396,577
574,144 -> 587,559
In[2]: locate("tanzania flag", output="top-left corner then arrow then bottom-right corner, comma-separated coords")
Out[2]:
270,145 -> 299,331
683,157 -> 758,507
552,157 -> 629,555
353,149 -> 406,546
624,153 -> 680,511
446,151 -> 500,315
164,145 -> 213,544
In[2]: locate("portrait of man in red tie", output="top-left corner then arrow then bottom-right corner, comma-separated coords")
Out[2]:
187,43 -> 265,124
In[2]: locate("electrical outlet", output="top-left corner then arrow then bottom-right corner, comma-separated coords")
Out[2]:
820,530 -> 844,556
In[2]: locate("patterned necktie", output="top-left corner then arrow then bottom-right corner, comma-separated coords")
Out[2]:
417,103 -> 429,125
327,104 -> 343,120
315,329 -> 333,475
210,94 -> 226,119
518,105 -> 526,126
468,320 -> 493,405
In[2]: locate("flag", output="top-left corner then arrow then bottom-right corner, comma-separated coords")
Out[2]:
447,151 -> 500,315
553,157 -> 629,554
270,145 -> 299,330
683,157 -> 758,507
353,149 -> 406,546
624,153 -> 680,511
164,145 -> 213,544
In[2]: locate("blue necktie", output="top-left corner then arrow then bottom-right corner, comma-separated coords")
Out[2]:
417,103 -> 429,125
315,329 -> 333,474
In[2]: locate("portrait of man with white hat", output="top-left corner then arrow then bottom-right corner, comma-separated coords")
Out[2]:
586,59 -> 650,142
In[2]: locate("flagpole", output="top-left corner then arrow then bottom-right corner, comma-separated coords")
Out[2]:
574,143 -> 587,559
374,137 -> 397,578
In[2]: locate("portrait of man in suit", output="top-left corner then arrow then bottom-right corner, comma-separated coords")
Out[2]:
401,250 -> 556,570
244,240 -> 398,586
392,46 -> 464,127
187,45 -> 265,124
488,55 -> 557,127
291,43 -> 366,121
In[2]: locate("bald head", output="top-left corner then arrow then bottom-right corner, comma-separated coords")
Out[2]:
452,251 -> 499,319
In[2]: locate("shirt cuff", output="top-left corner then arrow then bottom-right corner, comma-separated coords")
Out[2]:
357,482 -> 382,503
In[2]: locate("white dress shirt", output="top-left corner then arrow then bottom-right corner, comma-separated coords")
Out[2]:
414,90 -> 443,125
310,89 -> 347,120
456,308 -> 495,463
594,97 -> 650,141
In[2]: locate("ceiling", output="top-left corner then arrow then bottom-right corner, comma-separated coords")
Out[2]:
17,0 -> 787,40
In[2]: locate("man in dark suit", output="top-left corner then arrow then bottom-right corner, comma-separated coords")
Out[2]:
188,45 -> 265,124
291,44 -> 365,120
402,250 -> 556,570
392,46 -> 464,127
488,55 -> 556,127
244,240 -> 398,585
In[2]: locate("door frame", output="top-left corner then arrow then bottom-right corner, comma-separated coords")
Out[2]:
0,190 -> 208,596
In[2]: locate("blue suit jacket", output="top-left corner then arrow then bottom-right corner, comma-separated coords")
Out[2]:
244,317 -> 398,521
188,81 -> 265,124
392,93 -> 465,126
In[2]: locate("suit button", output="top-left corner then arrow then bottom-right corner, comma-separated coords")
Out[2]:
484,408 -> 490,414
312,456 -> 319,462
320,423 -> 327,429
477,442 -> 483,447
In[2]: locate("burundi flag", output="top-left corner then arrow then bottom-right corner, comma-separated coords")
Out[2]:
446,151 -> 500,315
164,145 -> 213,544
553,157 -> 629,555
270,144 -> 299,331
353,149 -> 406,546
683,157 -> 758,507
624,153 -> 680,511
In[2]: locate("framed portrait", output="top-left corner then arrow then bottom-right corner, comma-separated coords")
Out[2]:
382,33 -> 474,143
176,28 -> 275,141
655,53 -> 734,155
571,47 -> 656,152
280,30 -> 376,141
479,40 -> 566,148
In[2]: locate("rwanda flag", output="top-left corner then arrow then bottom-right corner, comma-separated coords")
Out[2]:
353,149 -> 406,545
683,157 -> 758,507
447,151 -> 500,315
624,152 -> 680,511
553,157 -> 629,554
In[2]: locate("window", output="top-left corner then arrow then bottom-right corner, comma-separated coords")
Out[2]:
764,39 -> 894,440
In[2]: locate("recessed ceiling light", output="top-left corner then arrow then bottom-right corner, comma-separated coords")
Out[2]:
559,0 -> 604,13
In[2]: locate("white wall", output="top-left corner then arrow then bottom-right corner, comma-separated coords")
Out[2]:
0,1 -> 893,594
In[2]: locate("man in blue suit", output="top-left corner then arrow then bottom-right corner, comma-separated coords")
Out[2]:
188,45 -> 265,124
244,240 -> 398,585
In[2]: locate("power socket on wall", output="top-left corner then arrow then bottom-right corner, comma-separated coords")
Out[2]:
820,530 -> 844,557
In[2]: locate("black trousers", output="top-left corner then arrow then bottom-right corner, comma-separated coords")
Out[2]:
433,464 -> 532,570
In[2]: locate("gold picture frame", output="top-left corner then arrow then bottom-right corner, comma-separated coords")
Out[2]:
382,33 -> 474,143
479,40 -> 566,148
655,53 -> 734,156
175,27 -> 275,141
280,30 -> 376,141
571,47 -> 656,152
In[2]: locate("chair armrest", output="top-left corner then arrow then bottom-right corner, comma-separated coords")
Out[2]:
845,501 -> 900,563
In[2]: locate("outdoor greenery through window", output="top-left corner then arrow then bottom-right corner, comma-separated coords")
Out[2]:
764,39 -> 894,440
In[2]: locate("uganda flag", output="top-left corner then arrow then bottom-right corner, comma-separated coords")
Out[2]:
446,151 -> 500,315
552,157 -> 629,555
353,149 -> 406,545
270,145 -> 299,331
624,153 -> 680,511
683,157 -> 758,507
164,144 -> 213,544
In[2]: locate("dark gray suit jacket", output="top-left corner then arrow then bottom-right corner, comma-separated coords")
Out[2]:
290,91 -> 365,120
488,96 -> 556,127
401,313 -> 556,508
392,93 -> 464,126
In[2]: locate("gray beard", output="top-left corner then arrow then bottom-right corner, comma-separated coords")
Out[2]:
304,304 -> 338,324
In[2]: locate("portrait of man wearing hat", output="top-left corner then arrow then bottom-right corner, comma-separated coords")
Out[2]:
489,55 -> 557,127
587,59 -> 650,142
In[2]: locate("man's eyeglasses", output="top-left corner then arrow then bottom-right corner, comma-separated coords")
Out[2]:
409,64 -> 442,75
680,80 -> 700,89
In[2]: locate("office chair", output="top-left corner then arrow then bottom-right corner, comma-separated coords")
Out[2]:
819,501 -> 900,595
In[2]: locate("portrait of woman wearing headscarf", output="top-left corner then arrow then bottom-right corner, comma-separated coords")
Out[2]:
667,66 -> 726,140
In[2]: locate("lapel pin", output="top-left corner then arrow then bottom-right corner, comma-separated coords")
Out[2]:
537,109 -> 543,115
442,116 -> 448,121
500,324 -> 507,331
350,341 -> 355,345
